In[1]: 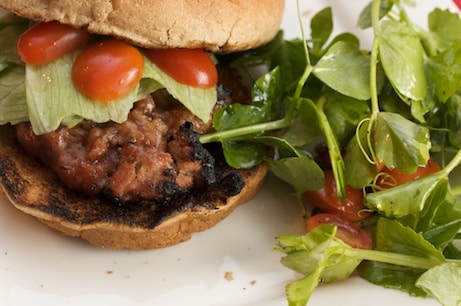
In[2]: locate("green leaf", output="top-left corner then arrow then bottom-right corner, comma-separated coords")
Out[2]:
268,155 -> 325,195
358,261 -> 428,297
276,225 -> 361,305
416,263 -> 461,306
365,172 -> 447,221
221,140 -> 267,169
322,89 -> 371,146
286,271 -> 323,306
374,112 -> 431,172
213,67 -> 282,132
374,218 -> 446,263
421,195 -> 461,250
359,262 -> 428,296
280,97 -> 321,147
310,7 -> 333,53
313,41 -> 371,100
255,135 -> 304,159
270,39 -> 307,94
0,64 -> 27,125
252,66 -> 283,119
446,94 -> 461,148
378,19 -> 427,102
426,40 -> 461,102
344,120 -> 377,189
428,8 -> 461,52
357,0 -> 393,29
0,13 -> 29,68
212,103 -> 268,132
444,243 -> 461,260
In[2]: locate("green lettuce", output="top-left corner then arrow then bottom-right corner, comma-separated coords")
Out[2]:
0,13 -> 217,135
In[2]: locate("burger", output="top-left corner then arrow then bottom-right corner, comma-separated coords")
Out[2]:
0,0 -> 285,249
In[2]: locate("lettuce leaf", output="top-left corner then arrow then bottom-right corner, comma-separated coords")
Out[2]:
0,13 -> 217,135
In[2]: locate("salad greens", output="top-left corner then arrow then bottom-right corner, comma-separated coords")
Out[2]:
0,14 -> 216,135
202,0 -> 461,305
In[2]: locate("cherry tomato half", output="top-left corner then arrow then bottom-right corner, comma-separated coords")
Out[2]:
305,170 -> 372,222
72,39 -> 144,102
376,157 -> 440,189
17,21 -> 92,65
144,48 -> 218,88
306,213 -> 373,249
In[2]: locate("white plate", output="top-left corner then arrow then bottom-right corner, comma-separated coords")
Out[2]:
1,1 -> 459,305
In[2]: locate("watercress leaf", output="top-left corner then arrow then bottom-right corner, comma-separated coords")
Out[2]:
416,176 -> 453,232
268,155 -> 325,195
374,112 -> 431,172
256,135 -> 305,158
416,262 -> 461,306
444,243 -> 461,260
221,140 -> 267,169
327,32 -> 360,50
344,120 -> 377,188
358,261 -> 428,297
321,251 -> 362,283
213,67 -> 282,132
422,196 -> 461,250
277,225 -> 362,305
426,40 -> 461,103
374,218 -> 445,264
313,41 -> 371,100
276,224 -> 337,254
322,89 -> 371,147
310,7 -> 333,54
275,234 -> 309,253
213,104 -> 266,132
281,250 -> 320,276
447,94 -> 461,148
357,0 -> 393,29
428,8 -> 461,52
270,39 -> 307,94
286,270 -> 323,306
280,97 -> 321,147
365,172 -> 447,221
377,19 -> 427,102
252,66 -> 283,120
378,82 -> 413,119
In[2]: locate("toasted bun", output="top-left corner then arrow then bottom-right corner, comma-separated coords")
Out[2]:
0,125 -> 268,249
0,0 -> 284,52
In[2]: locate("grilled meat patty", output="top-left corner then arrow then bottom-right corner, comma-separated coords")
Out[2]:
15,67 -> 249,204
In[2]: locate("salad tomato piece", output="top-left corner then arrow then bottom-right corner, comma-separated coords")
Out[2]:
305,170 -> 372,222
306,213 -> 373,249
144,48 -> 218,88
72,39 -> 144,102
376,157 -> 440,189
17,21 -> 92,65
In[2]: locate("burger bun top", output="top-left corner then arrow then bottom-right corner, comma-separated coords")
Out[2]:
0,0 -> 285,52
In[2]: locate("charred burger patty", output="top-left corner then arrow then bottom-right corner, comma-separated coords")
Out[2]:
15,86 -> 238,204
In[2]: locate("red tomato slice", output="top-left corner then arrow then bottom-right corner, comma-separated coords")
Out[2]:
376,157 -> 440,189
72,39 -> 144,102
306,213 -> 373,249
144,48 -> 218,88
17,21 -> 92,65
305,170 -> 372,222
